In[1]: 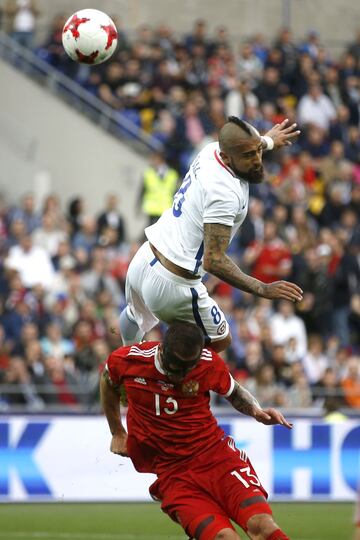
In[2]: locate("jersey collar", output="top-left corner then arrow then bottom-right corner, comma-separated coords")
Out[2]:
154,346 -> 166,375
214,149 -> 237,178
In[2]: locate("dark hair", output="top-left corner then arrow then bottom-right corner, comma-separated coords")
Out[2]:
163,322 -> 205,359
227,116 -> 254,137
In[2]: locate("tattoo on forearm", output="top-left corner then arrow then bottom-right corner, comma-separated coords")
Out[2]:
227,381 -> 260,416
204,224 -> 264,295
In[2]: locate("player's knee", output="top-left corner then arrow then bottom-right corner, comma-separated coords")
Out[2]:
213,528 -> 241,540
246,514 -> 288,540
210,332 -> 232,353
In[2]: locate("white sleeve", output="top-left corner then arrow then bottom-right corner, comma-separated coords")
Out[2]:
223,374 -> 235,398
203,182 -> 240,226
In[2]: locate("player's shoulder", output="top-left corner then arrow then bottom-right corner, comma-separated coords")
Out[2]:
199,347 -> 223,363
199,347 -> 214,362
109,341 -> 158,361
128,341 -> 159,358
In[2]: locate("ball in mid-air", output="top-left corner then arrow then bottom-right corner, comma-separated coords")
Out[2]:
62,8 -> 118,65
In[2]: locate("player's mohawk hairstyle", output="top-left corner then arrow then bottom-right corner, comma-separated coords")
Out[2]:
227,116 -> 253,137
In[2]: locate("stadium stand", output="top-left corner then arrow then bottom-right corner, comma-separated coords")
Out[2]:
0,17 -> 359,414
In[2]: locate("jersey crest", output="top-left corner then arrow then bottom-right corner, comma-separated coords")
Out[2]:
181,380 -> 199,397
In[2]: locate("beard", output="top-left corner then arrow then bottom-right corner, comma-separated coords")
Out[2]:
231,162 -> 264,184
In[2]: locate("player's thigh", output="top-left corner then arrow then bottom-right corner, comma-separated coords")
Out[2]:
159,476 -> 236,540
183,282 -> 230,344
213,441 -> 272,532
139,269 -> 185,317
123,244 -> 160,329
166,498 -> 237,540
125,242 -> 151,296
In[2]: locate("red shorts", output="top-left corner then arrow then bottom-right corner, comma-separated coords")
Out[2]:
149,436 -> 271,540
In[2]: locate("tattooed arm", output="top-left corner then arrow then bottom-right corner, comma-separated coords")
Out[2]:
227,380 -> 293,428
227,380 -> 261,416
203,223 -> 303,302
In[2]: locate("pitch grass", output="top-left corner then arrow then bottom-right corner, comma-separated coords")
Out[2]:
0,502 -> 354,540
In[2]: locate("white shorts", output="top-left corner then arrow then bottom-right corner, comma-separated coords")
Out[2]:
125,242 -> 229,344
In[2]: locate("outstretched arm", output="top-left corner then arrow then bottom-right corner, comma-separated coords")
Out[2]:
100,369 -> 128,456
262,118 -> 300,150
203,223 -> 303,302
227,380 -> 293,428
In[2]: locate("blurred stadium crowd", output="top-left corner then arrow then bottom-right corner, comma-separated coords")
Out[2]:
0,11 -> 359,413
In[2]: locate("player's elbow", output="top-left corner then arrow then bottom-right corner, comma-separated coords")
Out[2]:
203,254 -> 221,273
202,257 -> 213,273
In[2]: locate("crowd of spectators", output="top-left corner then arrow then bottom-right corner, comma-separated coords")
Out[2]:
33,18 -> 360,174
1,17 -> 359,413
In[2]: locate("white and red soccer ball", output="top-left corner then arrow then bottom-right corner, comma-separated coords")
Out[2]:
62,9 -> 118,65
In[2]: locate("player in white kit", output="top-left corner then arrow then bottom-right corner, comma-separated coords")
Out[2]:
120,117 -> 303,352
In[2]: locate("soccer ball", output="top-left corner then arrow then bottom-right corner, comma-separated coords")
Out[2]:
62,9 -> 118,65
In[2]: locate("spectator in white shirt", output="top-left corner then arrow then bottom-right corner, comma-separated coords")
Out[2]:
270,300 -> 307,361
5,234 -> 55,290
297,83 -> 336,131
237,43 -> 264,87
32,212 -> 67,257
302,334 -> 329,384
4,0 -> 40,48
225,78 -> 259,119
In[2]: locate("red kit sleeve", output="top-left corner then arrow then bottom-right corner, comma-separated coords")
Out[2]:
205,350 -> 235,397
105,345 -> 132,386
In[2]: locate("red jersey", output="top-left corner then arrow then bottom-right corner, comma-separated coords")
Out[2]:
250,239 -> 292,283
106,341 -> 234,475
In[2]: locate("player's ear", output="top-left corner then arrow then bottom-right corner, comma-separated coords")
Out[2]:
219,151 -> 230,165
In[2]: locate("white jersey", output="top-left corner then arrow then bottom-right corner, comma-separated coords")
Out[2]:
145,142 -> 249,276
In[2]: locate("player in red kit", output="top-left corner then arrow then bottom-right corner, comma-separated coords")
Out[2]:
101,322 -> 292,540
